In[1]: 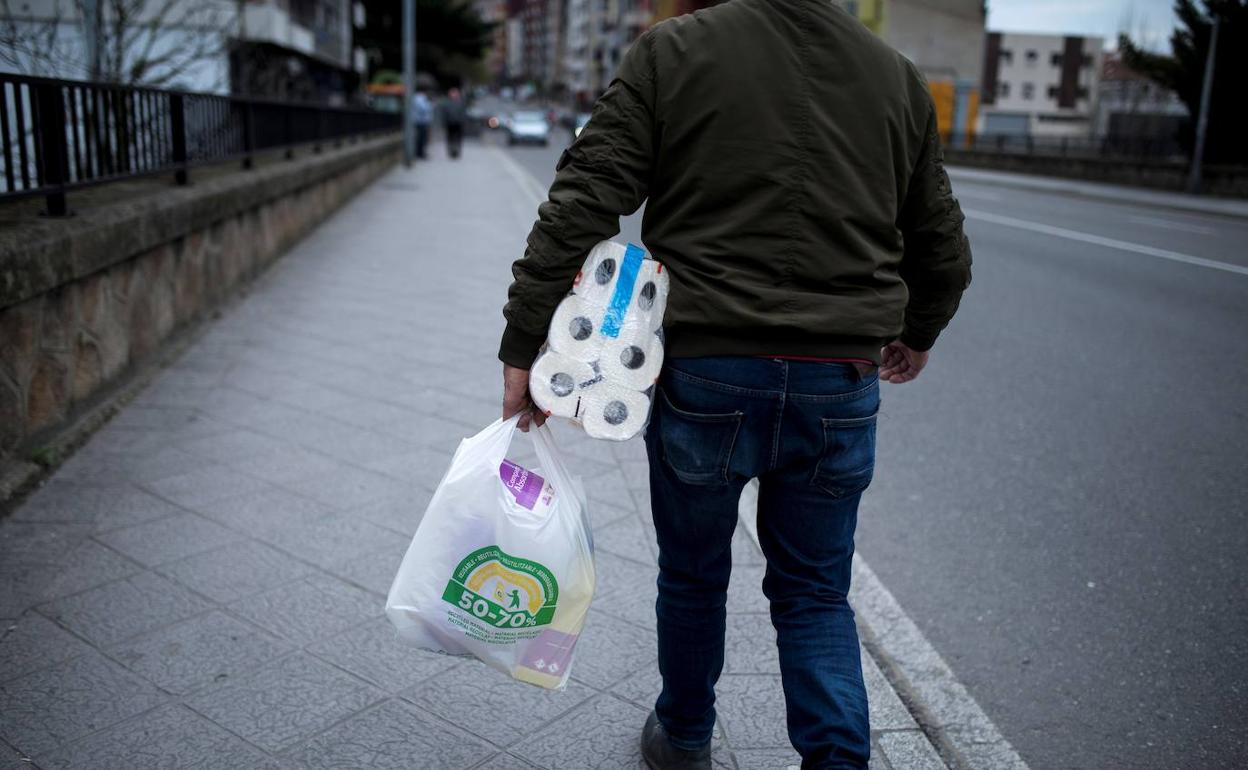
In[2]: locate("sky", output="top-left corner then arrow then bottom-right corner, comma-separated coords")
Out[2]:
986,0 -> 1179,50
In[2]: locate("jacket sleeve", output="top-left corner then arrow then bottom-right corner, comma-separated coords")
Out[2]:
895,103 -> 973,352
498,32 -> 659,369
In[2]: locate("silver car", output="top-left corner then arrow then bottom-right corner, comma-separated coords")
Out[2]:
506,111 -> 551,146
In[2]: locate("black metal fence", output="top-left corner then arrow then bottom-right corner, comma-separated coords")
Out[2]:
0,74 -> 402,216
947,132 -> 1187,162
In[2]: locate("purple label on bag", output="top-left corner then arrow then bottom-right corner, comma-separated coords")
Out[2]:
500,460 -> 545,510
518,628 -> 579,677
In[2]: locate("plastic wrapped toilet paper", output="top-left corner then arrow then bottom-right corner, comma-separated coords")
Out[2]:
600,334 -> 664,391
580,383 -> 653,441
549,297 -> 605,363
531,352 -> 597,419
532,240 -> 668,442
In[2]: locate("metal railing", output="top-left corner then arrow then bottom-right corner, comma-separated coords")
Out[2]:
948,132 -> 1187,163
0,74 -> 402,216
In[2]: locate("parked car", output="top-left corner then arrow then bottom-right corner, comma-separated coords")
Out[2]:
506,111 -> 551,146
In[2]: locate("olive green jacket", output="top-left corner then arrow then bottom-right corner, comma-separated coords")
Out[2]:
500,0 -> 972,368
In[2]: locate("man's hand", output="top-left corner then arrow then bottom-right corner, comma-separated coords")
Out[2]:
503,364 -> 547,432
879,341 -> 929,384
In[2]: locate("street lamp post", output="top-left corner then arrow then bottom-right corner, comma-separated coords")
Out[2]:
403,0 -> 417,167
1187,16 -> 1219,195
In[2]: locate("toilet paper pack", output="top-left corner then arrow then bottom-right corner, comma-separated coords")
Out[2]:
530,241 -> 669,442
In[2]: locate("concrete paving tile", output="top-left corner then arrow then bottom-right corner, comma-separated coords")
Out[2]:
0,650 -> 166,757
223,446 -> 345,485
727,565 -> 770,614
186,652 -> 383,753
282,466 -> 413,510
511,693 -> 652,770
38,571 -> 212,647
862,652 -> 917,731
731,526 -> 767,567
348,488 -> 435,536
55,446 -> 211,486
584,468 -> 640,513
593,553 -> 658,631
360,445 -> 455,489
0,614 -> 94,683
731,749 -> 803,770
868,741 -> 892,770
11,482 -> 188,533
176,429 -> 295,464
308,617 -> 459,693
1,740 -> 31,767
287,699 -> 492,770
403,663 -> 595,746
191,485 -> 337,538
94,513 -> 241,567
470,754 -> 542,770
876,731 -> 946,770
40,704 -> 281,770
140,461 -> 270,505
610,665 -> 661,711
323,543 -> 405,597
157,541 -> 314,603
723,614 -> 780,675
109,611 -> 291,695
593,515 -> 657,566
0,536 -> 143,618
256,512 -> 408,570
372,412 -> 475,453
571,610 -> 657,690
715,674 -> 791,749
228,574 -> 381,645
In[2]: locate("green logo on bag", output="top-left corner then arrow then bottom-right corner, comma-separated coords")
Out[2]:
441,546 -> 559,629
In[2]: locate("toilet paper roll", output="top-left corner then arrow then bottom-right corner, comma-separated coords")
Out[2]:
548,296 -> 606,362
579,383 -> 653,441
530,352 -> 596,419
599,333 -> 664,391
632,260 -> 669,332
572,241 -> 628,307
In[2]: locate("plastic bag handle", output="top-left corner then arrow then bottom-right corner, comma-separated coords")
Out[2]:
528,423 -> 578,506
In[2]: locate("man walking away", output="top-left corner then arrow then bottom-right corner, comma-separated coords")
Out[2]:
499,1 -> 972,768
442,87 -> 467,159
411,89 -> 433,159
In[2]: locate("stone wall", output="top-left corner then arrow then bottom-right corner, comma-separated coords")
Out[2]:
0,134 -> 402,463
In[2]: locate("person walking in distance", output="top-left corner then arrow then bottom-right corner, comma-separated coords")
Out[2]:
442,87 -> 467,159
499,1 -> 972,768
410,88 -> 433,160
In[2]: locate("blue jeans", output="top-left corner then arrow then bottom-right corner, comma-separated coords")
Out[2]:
645,357 -> 878,769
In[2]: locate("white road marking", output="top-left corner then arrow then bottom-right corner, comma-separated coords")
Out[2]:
1125,214 -> 1218,236
963,208 -> 1248,277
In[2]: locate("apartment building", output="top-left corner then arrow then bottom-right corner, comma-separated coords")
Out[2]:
979,31 -> 1104,138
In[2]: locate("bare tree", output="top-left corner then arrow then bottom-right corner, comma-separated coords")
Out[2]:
0,0 -> 236,89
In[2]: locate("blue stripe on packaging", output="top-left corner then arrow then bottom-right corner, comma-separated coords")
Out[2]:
600,244 -> 645,338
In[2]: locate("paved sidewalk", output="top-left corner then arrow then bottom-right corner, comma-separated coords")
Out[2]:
947,165 -> 1248,219
1,145 -> 944,769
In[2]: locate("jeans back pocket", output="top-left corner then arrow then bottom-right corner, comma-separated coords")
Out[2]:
811,412 -> 878,498
656,387 -> 744,486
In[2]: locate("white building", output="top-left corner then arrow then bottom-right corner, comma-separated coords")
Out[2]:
979,31 -> 1104,138
0,0 -> 367,101
1094,50 -> 1186,152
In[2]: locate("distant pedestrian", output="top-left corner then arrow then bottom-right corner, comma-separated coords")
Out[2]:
500,2 -> 971,769
410,89 -> 433,159
442,87 -> 467,159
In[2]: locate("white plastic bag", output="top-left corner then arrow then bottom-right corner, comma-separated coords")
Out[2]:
385,416 -> 595,690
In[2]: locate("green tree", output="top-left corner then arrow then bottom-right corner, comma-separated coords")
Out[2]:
1119,0 -> 1247,164
357,0 -> 494,88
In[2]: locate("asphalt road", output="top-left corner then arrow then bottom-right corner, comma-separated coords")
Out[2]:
489,128 -> 1248,769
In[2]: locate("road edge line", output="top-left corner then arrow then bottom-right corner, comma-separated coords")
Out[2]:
849,556 -> 1030,770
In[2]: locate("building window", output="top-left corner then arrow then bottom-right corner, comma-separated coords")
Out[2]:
998,82 -> 1010,98
1051,52 -> 1062,66
1022,83 -> 1035,100
1076,86 -> 1089,100
1025,50 -> 1038,65
1000,49 -> 1013,64
1048,85 -> 1059,99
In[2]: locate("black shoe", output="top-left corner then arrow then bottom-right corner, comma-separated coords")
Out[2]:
641,712 -> 712,770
